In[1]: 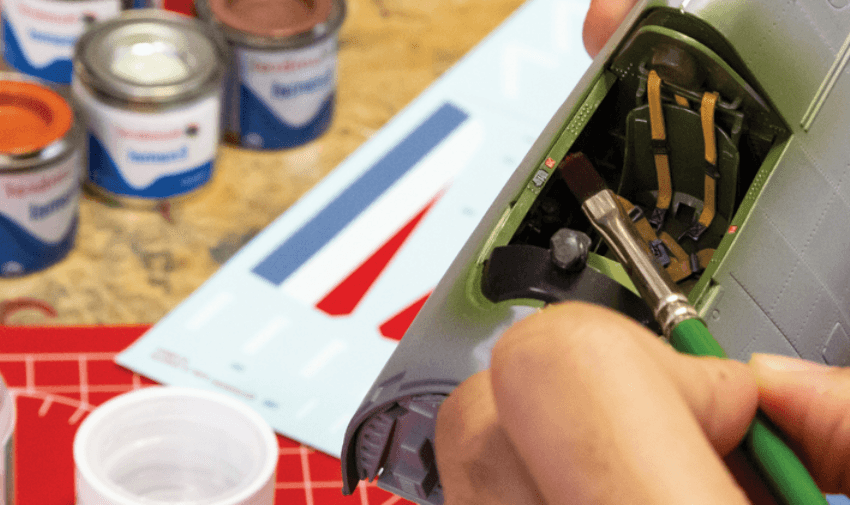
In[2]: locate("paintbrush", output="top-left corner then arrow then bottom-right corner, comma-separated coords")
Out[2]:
559,152 -> 826,505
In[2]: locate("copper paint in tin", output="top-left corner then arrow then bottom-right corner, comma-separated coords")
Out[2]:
197,0 -> 345,150
0,72 -> 82,277
72,9 -> 227,205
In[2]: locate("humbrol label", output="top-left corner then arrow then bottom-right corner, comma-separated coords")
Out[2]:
0,153 -> 81,276
234,37 -> 337,149
73,80 -> 220,199
1,0 -> 121,84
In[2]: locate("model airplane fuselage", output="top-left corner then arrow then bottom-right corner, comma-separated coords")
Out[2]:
342,1 -> 850,503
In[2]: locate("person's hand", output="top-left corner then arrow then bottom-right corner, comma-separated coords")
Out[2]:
749,352 -> 850,495
434,301 -> 850,504
583,0 -> 640,56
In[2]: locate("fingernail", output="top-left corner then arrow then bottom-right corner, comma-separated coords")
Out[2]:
749,353 -> 833,373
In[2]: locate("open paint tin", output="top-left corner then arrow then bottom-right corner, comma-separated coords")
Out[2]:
0,73 -> 82,277
72,9 -> 227,205
197,0 -> 345,150
1,0 -> 127,85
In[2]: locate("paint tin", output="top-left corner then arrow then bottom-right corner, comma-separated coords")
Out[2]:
1,0 -> 129,85
197,0 -> 345,150
0,373 -> 14,505
0,73 -> 82,277
72,10 -> 227,204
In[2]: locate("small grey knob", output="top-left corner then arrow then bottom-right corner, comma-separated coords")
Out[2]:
550,228 -> 591,272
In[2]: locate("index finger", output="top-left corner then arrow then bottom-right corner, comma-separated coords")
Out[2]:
490,302 -> 755,504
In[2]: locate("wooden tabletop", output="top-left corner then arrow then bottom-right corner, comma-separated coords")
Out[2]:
1,0 -> 527,326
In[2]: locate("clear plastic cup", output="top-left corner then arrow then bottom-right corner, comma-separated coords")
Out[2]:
1,373 -> 15,505
73,387 -> 278,505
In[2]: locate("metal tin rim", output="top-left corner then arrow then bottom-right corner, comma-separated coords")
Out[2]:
73,9 -> 228,105
197,0 -> 345,50
0,378 -> 13,450
0,72 -> 80,174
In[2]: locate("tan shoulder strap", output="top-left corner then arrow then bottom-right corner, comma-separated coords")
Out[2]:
698,91 -> 719,231
647,70 -> 672,231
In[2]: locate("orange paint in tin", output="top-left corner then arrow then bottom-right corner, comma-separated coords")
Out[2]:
0,81 -> 72,155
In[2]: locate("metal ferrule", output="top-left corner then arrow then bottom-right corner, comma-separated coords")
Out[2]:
582,189 -> 699,337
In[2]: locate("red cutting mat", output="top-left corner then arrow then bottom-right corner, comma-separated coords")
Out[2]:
0,326 -> 413,505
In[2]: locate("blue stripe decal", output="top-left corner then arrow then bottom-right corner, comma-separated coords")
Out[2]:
252,102 -> 469,285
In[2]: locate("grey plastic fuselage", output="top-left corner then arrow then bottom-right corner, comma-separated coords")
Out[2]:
342,1 -> 850,503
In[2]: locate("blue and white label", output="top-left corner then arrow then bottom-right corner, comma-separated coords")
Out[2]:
1,0 -> 121,84
231,36 -> 337,149
0,152 -> 82,276
73,80 -> 222,199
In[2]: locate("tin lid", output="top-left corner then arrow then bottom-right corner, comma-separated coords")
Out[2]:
0,81 -> 73,155
74,10 -> 226,105
208,0 -> 332,38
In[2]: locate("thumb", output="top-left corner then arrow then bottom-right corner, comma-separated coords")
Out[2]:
749,353 -> 850,495
582,0 -> 639,57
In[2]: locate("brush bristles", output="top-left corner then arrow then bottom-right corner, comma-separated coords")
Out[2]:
558,152 -> 608,202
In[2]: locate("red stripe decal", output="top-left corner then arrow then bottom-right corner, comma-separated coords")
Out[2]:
316,196 -> 440,316
379,291 -> 432,341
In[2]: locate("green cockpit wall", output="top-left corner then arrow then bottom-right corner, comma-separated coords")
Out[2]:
483,7 -> 791,308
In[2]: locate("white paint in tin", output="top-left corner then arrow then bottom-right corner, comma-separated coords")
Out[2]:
1,0 -> 121,83
73,79 -> 221,199
111,42 -> 191,84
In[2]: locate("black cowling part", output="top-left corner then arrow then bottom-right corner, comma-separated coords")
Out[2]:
482,243 -> 659,332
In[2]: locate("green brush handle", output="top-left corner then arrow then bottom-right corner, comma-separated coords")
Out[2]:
669,319 -> 828,505
746,415 -> 829,505
668,318 -> 726,358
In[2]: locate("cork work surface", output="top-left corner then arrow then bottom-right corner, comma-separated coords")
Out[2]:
0,0 -> 526,326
